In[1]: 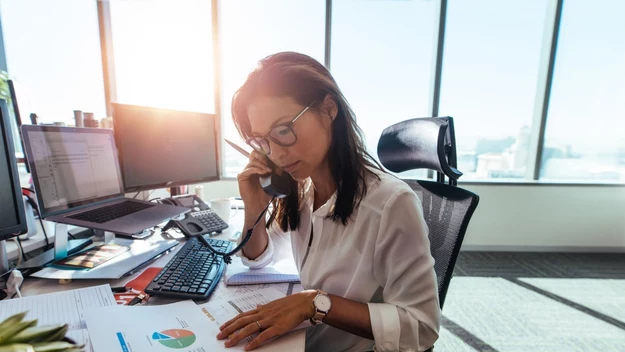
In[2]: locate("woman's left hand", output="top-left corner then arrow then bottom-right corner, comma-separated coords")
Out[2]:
216,290 -> 317,350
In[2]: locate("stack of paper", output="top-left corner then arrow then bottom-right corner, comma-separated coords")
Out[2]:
225,257 -> 300,285
0,284 -> 117,352
83,288 -> 305,351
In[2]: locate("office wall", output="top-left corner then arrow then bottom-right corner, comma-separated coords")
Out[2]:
200,181 -> 625,252
460,184 -> 625,251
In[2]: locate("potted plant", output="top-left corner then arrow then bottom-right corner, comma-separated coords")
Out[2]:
0,312 -> 84,352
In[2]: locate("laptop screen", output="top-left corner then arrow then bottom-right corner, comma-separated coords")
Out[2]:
22,126 -> 124,217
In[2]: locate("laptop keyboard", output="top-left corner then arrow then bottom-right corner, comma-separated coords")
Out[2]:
68,200 -> 154,224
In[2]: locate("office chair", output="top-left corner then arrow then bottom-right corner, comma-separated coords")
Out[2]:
377,117 -> 480,351
378,117 -> 463,186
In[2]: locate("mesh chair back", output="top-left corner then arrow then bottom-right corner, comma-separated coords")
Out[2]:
377,117 -> 462,184
404,179 -> 479,308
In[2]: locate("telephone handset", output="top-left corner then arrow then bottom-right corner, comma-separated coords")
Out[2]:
176,139 -> 291,264
259,162 -> 292,199
225,138 -> 292,198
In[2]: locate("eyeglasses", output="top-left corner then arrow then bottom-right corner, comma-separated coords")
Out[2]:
246,102 -> 314,155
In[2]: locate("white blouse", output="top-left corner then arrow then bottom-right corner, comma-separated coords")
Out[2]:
239,169 -> 441,351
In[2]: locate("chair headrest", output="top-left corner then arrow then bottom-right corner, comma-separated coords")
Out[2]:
377,117 -> 462,180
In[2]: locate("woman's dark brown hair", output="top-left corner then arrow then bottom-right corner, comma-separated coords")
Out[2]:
232,52 -> 381,231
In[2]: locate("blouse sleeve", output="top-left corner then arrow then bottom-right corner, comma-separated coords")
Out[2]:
367,189 -> 441,351
238,219 -> 291,269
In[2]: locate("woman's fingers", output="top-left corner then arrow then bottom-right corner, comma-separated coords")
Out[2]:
249,150 -> 267,163
237,165 -> 271,180
247,160 -> 272,173
249,151 -> 274,169
224,320 -> 266,347
217,314 -> 259,341
219,309 -> 258,332
243,326 -> 280,351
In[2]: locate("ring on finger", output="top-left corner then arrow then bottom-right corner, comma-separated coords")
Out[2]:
255,320 -> 263,332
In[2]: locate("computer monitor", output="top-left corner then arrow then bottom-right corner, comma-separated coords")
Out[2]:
21,125 -> 125,218
112,103 -> 220,193
7,80 -> 29,172
0,99 -> 27,275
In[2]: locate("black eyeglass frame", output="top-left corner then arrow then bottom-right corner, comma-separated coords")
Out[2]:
245,102 -> 315,154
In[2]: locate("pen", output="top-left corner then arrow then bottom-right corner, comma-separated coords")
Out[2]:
225,138 -> 251,158
128,293 -> 147,306
111,286 -> 131,293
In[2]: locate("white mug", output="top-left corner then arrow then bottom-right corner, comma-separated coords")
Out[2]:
210,198 -> 237,222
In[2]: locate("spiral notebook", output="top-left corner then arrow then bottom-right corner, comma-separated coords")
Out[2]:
224,257 -> 300,285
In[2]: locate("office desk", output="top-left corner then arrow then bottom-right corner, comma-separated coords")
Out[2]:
19,209 -> 302,304
15,212 -> 307,351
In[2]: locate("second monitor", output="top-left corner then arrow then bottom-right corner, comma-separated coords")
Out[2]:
112,103 -> 220,193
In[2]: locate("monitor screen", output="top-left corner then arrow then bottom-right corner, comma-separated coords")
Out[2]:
21,126 -> 124,218
112,103 -> 219,192
0,99 -> 26,240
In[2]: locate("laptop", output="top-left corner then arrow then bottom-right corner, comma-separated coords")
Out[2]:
21,125 -> 189,236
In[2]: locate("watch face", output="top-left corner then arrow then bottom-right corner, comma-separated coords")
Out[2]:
314,295 -> 332,311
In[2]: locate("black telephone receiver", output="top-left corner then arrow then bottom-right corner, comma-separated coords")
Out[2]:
225,139 -> 292,198
259,159 -> 292,199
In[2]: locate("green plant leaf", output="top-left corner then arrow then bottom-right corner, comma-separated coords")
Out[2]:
0,344 -> 35,352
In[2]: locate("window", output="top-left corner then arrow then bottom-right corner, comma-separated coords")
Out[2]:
540,0 -> 625,182
0,0 -> 106,126
110,0 -> 214,113
220,0 -> 325,177
438,0 -> 550,181
331,0 -> 438,178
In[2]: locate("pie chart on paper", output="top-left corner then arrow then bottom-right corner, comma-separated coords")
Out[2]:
152,329 -> 197,349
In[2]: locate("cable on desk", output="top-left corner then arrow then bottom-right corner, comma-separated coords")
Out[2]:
133,190 -> 155,200
13,236 -> 28,263
144,190 -> 155,201
197,198 -> 274,264
22,188 -> 49,248
36,209 -> 49,249
9,272 -> 24,299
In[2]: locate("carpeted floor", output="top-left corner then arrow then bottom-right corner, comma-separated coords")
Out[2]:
434,252 -> 625,352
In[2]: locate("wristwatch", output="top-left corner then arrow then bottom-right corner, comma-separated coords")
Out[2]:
310,290 -> 332,325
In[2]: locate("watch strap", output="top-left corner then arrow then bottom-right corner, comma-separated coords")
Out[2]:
310,290 -> 329,325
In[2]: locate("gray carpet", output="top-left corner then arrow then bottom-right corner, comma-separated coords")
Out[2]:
434,252 -> 625,352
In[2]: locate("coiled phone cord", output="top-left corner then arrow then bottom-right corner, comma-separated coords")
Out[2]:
197,198 -> 274,264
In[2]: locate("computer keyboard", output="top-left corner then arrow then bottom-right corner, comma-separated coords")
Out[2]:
68,200 -> 154,224
145,236 -> 234,300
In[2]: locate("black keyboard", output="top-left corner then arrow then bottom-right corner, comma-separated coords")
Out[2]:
68,200 -> 154,224
145,237 -> 233,300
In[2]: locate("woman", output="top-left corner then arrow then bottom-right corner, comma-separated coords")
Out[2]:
216,52 -> 440,352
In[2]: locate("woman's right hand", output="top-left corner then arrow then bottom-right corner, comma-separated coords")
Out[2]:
237,150 -> 273,211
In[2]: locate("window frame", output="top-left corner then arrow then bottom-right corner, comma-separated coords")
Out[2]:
3,0 -> 619,185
